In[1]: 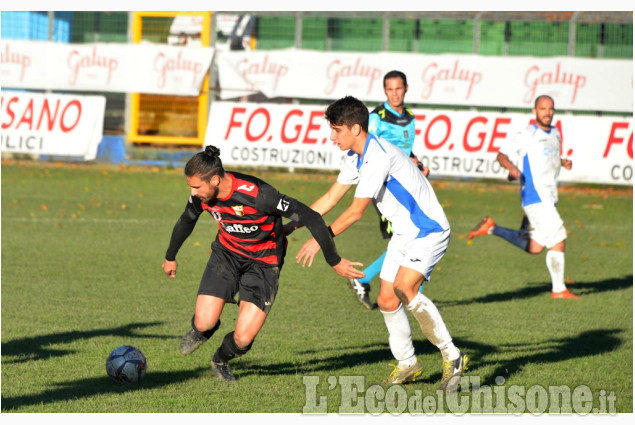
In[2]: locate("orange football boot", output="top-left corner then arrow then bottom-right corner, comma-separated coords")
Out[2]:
468,216 -> 495,240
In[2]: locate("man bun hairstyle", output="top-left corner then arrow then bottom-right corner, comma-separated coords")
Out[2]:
324,96 -> 369,133
185,145 -> 225,181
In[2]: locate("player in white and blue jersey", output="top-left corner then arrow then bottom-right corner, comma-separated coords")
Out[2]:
468,95 -> 578,299
287,96 -> 468,391
348,70 -> 429,310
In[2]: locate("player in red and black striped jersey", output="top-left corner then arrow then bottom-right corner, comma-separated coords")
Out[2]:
162,145 -> 363,382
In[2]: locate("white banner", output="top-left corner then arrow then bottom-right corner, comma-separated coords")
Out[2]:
0,40 -> 214,96
217,49 -> 633,113
206,102 -> 633,186
1,92 -> 106,160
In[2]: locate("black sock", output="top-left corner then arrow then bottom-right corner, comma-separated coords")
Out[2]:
212,331 -> 253,363
191,315 -> 221,339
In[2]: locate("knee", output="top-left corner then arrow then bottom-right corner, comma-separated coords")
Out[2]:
193,314 -> 214,332
377,293 -> 401,312
233,331 -> 255,350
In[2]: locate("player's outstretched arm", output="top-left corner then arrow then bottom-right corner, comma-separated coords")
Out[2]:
296,197 -> 371,267
284,181 -> 352,237
332,258 -> 366,279
163,201 -> 200,278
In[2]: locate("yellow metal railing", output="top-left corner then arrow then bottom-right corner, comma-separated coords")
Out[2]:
128,11 -> 210,146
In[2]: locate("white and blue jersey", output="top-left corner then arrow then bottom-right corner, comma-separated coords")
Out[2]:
337,134 -> 450,239
499,123 -> 562,207
368,102 -> 416,156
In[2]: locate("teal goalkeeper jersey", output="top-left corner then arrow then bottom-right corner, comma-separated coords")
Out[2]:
368,101 -> 416,156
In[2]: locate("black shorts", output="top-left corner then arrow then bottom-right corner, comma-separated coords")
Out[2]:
198,242 -> 280,314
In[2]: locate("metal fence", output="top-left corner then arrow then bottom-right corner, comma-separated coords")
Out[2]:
1,11 -> 632,140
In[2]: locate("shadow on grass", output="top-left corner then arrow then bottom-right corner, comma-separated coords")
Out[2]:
0,367 -> 208,412
2,328 -> 625,410
439,275 -> 633,306
1,321 -> 171,364
462,328 -> 625,387
238,327 -> 625,391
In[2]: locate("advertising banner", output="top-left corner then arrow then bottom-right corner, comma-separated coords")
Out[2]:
216,49 -> 632,113
206,101 -> 633,186
1,92 -> 106,160
1,40 -> 214,96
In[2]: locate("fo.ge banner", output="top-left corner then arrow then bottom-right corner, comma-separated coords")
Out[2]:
1,92 -> 106,160
205,101 -> 633,186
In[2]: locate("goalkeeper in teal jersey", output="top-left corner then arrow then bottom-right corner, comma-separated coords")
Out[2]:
347,70 -> 430,310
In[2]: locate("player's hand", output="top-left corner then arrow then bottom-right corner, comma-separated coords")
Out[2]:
561,158 -> 573,170
296,238 -> 321,267
333,258 -> 365,279
507,168 -> 521,181
162,259 -> 177,278
421,166 -> 430,177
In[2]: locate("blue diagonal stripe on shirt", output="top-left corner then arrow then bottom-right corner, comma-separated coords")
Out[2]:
520,154 -> 542,206
385,177 -> 444,238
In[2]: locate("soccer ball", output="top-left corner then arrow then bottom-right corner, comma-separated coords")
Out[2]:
106,345 -> 147,384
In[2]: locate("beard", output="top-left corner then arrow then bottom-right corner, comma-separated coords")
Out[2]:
200,185 -> 220,204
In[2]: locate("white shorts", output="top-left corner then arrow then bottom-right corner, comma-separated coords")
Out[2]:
523,202 -> 567,248
380,229 -> 450,283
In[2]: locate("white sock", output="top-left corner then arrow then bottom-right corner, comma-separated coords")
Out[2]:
546,250 -> 566,293
380,304 -> 416,366
406,293 -> 457,361
439,341 -> 460,362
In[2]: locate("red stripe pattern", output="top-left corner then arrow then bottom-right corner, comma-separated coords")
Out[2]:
201,172 -> 286,265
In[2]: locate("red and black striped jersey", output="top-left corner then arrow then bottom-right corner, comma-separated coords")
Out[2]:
200,172 -> 287,265
165,171 -> 341,267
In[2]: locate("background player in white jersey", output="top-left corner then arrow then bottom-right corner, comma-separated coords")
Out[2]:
287,96 -> 468,391
346,70 -> 430,310
468,95 -> 578,299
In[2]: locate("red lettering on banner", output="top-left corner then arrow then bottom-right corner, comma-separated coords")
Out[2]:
603,122 -> 634,159
524,64 -> 587,105
1,96 -> 18,129
489,118 -> 511,152
463,116 -> 488,152
37,99 -> 61,131
2,96 -> 81,132
225,107 -> 246,139
424,115 -> 451,150
325,58 -> 382,95
154,51 -> 203,89
68,47 -> 118,85
302,111 -> 323,144
421,61 -> 482,100
60,100 -> 81,132
281,109 -> 303,143
15,99 -> 34,130
1,43 -> 31,81
245,108 -> 270,142
414,114 -> 426,137
237,55 -> 288,91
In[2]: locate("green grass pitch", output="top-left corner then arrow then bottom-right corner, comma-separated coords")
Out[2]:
1,161 -> 632,413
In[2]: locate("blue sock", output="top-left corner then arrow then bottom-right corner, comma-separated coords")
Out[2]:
492,225 -> 529,251
359,252 -> 386,285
